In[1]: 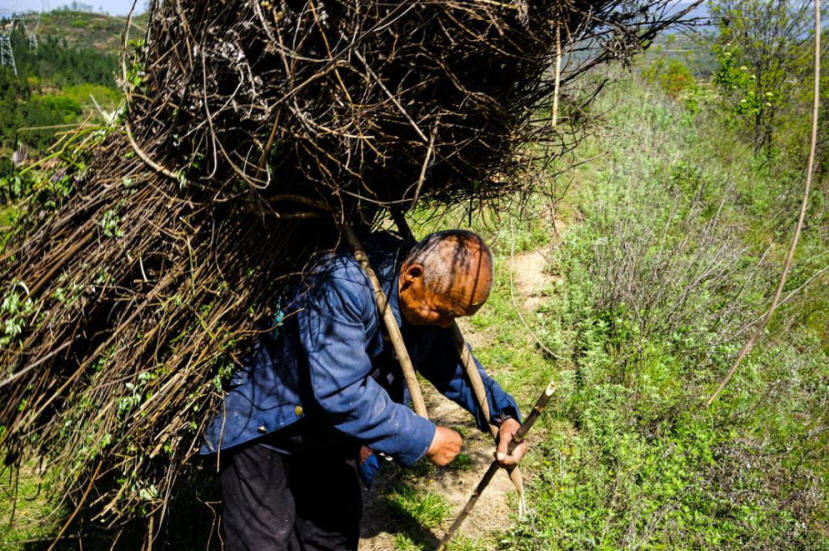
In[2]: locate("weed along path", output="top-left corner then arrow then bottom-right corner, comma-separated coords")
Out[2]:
359,245 -> 555,551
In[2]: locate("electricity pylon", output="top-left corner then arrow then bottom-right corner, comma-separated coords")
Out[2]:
20,11 -> 40,49
0,11 -> 17,76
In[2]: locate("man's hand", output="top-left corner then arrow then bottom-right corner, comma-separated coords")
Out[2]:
495,418 -> 527,467
426,426 -> 463,466
359,445 -> 373,465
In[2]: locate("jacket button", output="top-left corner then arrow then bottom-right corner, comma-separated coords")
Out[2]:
294,405 -> 303,416
257,425 -> 267,434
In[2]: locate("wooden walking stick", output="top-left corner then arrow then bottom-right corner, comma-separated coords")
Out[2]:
436,381 -> 556,551
341,223 -> 429,419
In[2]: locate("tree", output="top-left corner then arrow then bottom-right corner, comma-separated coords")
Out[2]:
710,0 -> 813,154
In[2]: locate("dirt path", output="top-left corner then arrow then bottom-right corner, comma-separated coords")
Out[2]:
359,246 -> 554,550
508,248 -> 559,312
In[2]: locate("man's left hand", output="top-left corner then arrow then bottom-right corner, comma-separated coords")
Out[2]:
495,418 -> 527,467
359,445 -> 373,465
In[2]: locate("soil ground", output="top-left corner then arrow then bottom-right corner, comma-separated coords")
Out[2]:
507,249 -> 558,311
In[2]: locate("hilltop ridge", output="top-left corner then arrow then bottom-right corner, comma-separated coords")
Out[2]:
5,9 -> 148,54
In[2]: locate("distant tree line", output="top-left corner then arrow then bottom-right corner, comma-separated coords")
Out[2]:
0,25 -> 119,151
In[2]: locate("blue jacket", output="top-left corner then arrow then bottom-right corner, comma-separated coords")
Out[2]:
201,233 -> 520,466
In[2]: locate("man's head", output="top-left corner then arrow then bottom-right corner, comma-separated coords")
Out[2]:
397,230 -> 493,328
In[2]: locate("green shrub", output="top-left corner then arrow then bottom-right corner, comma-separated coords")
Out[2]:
497,77 -> 828,550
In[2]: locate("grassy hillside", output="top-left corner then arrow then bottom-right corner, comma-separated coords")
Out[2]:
0,10 -> 136,205
491,78 -> 827,550
27,10 -> 148,53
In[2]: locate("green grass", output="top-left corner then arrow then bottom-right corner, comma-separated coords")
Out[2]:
0,465 -> 65,550
379,484 -> 453,550
448,452 -> 474,471
395,533 -> 487,551
387,485 -> 452,529
37,10 -> 150,53
446,536 -> 488,551
394,533 -> 422,551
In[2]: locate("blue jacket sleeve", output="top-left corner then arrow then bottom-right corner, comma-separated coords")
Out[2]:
297,270 -> 436,466
418,329 -> 521,433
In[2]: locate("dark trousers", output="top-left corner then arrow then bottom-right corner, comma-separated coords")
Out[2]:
220,435 -> 362,551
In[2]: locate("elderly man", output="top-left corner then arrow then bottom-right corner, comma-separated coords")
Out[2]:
202,229 -> 526,551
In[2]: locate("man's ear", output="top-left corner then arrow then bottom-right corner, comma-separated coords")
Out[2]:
400,263 -> 424,291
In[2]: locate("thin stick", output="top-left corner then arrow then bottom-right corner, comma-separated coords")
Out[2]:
449,325 -> 493,426
706,0 -> 820,407
410,127 -> 437,210
552,24 -> 561,127
390,208 -> 415,242
254,108 -> 282,183
16,123 -> 89,132
436,381 -> 556,551
145,514 -> 154,551
340,224 -> 429,419
125,122 -> 182,183
119,0 -> 140,102
0,341 -> 73,389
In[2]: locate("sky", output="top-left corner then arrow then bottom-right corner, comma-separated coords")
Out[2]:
0,1 -> 713,21
3,1 -> 146,16
3,0 -> 709,20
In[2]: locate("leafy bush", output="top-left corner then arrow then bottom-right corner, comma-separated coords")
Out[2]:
500,77 -> 827,550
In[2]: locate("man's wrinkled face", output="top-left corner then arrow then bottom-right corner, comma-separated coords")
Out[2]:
398,241 -> 493,328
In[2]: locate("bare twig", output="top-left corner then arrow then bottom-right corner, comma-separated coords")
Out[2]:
436,381 -> 556,551
47,461 -> 102,551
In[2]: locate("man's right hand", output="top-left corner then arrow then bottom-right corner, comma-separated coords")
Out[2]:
426,426 -> 462,466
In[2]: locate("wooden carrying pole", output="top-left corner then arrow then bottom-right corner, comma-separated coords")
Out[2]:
436,381 -> 556,551
341,224 -> 429,419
